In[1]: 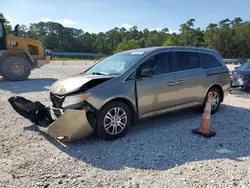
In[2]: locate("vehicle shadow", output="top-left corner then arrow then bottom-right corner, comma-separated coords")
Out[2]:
0,78 -> 57,93
24,104 -> 250,171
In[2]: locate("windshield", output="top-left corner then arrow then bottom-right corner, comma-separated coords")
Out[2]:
85,53 -> 144,76
238,61 -> 250,71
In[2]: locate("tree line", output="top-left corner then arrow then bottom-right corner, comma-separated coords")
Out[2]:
1,13 -> 250,58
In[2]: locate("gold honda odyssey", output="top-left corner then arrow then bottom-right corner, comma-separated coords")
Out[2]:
9,46 -> 230,141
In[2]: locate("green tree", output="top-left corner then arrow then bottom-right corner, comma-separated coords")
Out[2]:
0,13 -> 13,35
1,13 -> 250,58
234,22 -> 250,58
115,39 -> 139,53
231,17 -> 242,28
145,30 -> 166,47
163,33 -> 180,46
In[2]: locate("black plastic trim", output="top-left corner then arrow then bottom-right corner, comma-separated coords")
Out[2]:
206,70 -> 229,76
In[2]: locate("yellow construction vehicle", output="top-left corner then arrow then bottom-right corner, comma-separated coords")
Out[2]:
0,19 -> 51,81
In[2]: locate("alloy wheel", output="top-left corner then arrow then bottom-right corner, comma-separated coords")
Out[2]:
103,107 -> 128,135
211,92 -> 220,111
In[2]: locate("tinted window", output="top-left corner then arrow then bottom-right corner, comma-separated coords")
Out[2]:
199,53 -> 222,69
0,24 -> 3,38
175,52 -> 199,71
139,52 -> 171,76
28,45 -> 39,55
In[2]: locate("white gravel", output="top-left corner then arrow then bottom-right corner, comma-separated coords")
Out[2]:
0,61 -> 250,188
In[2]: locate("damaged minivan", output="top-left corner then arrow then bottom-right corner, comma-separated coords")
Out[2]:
9,46 -> 230,141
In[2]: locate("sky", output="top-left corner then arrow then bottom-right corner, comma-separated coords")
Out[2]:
1,0 -> 250,33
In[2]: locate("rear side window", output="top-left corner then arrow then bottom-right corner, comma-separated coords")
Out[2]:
175,52 -> 199,71
199,53 -> 223,69
0,23 -> 3,38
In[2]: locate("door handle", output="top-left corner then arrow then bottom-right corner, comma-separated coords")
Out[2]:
176,80 -> 184,84
168,80 -> 184,86
168,81 -> 174,86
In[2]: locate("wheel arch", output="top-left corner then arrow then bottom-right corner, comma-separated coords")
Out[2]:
98,97 -> 138,126
0,50 -> 34,68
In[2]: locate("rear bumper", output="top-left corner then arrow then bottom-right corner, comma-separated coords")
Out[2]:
8,96 -> 94,142
222,83 -> 230,98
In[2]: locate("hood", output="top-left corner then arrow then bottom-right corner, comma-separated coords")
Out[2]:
49,73 -> 114,95
231,70 -> 250,76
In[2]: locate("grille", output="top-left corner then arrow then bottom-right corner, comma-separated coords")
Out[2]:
244,75 -> 250,79
50,93 -> 65,108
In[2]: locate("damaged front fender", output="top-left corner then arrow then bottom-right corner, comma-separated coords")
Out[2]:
8,96 -> 94,142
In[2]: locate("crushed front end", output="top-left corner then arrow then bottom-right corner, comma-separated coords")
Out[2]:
8,94 -> 97,142
230,73 -> 250,93
8,73 -> 114,141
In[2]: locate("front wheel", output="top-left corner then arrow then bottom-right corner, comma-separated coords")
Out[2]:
201,87 -> 222,114
95,101 -> 132,140
1,56 -> 31,81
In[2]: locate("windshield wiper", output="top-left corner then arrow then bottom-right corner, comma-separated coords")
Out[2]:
91,72 -> 110,75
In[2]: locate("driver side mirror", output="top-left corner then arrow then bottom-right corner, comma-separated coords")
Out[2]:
139,68 -> 153,78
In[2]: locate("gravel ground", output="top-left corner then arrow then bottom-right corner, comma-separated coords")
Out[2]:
0,61 -> 249,188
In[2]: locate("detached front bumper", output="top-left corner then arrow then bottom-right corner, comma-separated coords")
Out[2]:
8,96 -> 94,142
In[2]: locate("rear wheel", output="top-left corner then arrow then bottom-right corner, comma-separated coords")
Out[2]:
1,56 -> 31,81
201,87 -> 222,114
95,101 -> 132,140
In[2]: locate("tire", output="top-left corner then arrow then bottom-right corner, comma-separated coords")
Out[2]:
1,56 -> 31,81
95,101 -> 132,140
201,87 -> 222,114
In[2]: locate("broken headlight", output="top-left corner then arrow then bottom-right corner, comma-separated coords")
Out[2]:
233,74 -> 243,80
62,93 -> 90,108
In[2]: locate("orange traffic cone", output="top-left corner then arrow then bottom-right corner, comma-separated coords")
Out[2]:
192,92 -> 216,138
